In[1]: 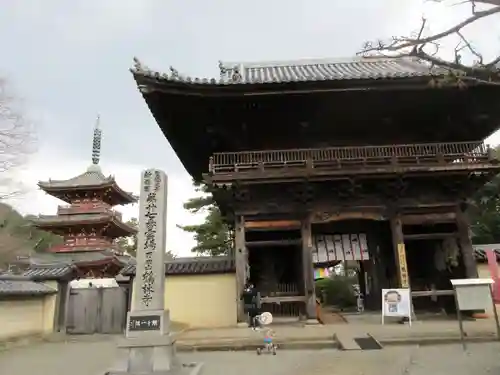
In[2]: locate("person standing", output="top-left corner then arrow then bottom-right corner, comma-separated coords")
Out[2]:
241,283 -> 260,329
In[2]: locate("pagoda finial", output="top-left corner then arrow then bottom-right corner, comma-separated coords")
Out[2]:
91,115 -> 102,166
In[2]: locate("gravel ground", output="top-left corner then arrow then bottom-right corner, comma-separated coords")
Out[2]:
0,339 -> 498,375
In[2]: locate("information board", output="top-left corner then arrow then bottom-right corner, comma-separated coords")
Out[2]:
381,288 -> 412,325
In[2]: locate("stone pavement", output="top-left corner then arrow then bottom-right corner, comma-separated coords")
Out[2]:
175,318 -> 500,350
0,338 -> 499,375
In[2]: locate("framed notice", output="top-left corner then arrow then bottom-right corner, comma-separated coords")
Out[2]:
381,288 -> 412,325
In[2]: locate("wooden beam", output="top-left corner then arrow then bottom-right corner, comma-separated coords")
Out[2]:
404,232 -> 457,240
261,296 -> 307,304
311,210 -> 385,223
245,220 -> 301,229
455,206 -> 478,278
401,213 -> 456,225
301,216 -> 316,320
234,215 -> 247,322
390,214 -> 410,289
246,239 -> 301,247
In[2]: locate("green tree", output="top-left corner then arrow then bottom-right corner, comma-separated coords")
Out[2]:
469,176 -> 500,244
115,217 -> 175,259
178,181 -> 231,256
0,204 -> 63,267
115,217 -> 139,256
468,146 -> 500,244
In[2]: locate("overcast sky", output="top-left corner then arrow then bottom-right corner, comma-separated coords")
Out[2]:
1,0 -> 499,257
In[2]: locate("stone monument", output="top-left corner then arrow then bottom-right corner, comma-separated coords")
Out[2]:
105,169 -> 203,375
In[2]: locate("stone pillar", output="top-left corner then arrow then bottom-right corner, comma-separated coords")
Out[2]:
456,205 -> 478,279
301,216 -> 316,320
390,215 -> 410,289
234,215 -> 247,322
105,169 -> 202,375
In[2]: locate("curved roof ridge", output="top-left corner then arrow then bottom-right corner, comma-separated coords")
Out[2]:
220,56 -> 416,69
38,169 -> 114,187
38,169 -> 137,204
132,55 -> 448,88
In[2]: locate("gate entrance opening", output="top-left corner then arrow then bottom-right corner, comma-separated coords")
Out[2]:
247,228 -> 304,318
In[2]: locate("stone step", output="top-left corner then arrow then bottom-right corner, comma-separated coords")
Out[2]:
334,332 -> 361,350
334,333 -> 383,351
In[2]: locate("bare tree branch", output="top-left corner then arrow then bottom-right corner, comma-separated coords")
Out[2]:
0,78 -> 36,200
360,1 -> 500,84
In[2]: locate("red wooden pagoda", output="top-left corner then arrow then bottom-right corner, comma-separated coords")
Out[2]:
29,120 -> 138,278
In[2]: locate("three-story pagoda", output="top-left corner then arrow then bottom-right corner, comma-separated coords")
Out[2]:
27,122 -> 138,279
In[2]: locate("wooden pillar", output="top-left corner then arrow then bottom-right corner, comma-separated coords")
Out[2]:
234,215 -> 248,322
359,261 -> 367,298
456,206 -> 478,279
301,216 -> 316,319
390,215 -> 410,289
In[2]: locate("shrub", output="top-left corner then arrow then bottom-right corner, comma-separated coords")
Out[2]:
315,274 -> 357,308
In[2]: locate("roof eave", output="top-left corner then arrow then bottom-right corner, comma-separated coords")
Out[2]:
134,70 -> 451,95
0,290 -> 57,297
110,182 -> 139,204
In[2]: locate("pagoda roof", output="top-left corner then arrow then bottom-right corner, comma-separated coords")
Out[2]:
38,166 -> 138,205
19,250 -> 134,280
131,56 -> 449,88
32,212 -> 137,234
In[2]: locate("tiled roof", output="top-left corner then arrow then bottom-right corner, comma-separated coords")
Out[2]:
0,278 -> 57,296
23,266 -> 75,280
20,251 -> 135,280
131,56 -> 449,86
38,166 -> 137,203
26,249 -> 125,266
121,256 -> 235,276
24,249 -> 133,268
38,168 -> 113,189
33,213 -> 118,225
31,213 -> 137,233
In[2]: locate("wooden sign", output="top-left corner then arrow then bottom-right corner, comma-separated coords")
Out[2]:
397,243 -> 409,288
128,315 -> 161,331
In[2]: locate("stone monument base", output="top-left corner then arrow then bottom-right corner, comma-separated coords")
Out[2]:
105,335 -> 203,375
105,310 -> 203,375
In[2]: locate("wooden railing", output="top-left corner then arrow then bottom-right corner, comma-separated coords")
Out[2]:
57,205 -> 123,221
209,141 -> 492,174
259,283 -> 299,297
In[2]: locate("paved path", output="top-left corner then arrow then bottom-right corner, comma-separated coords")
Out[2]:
176,319 -> 499,347
0,338 -> 499,375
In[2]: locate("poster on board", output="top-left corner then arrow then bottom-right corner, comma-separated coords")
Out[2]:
381,288 -> 412,325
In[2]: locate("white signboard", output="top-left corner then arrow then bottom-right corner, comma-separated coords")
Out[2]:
450,278 -> 500,350
381,288 -> 412,325
451,278 -> 494,311
312,233 -> 370,263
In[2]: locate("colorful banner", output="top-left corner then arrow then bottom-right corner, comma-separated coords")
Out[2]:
313,268 -> 331,280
